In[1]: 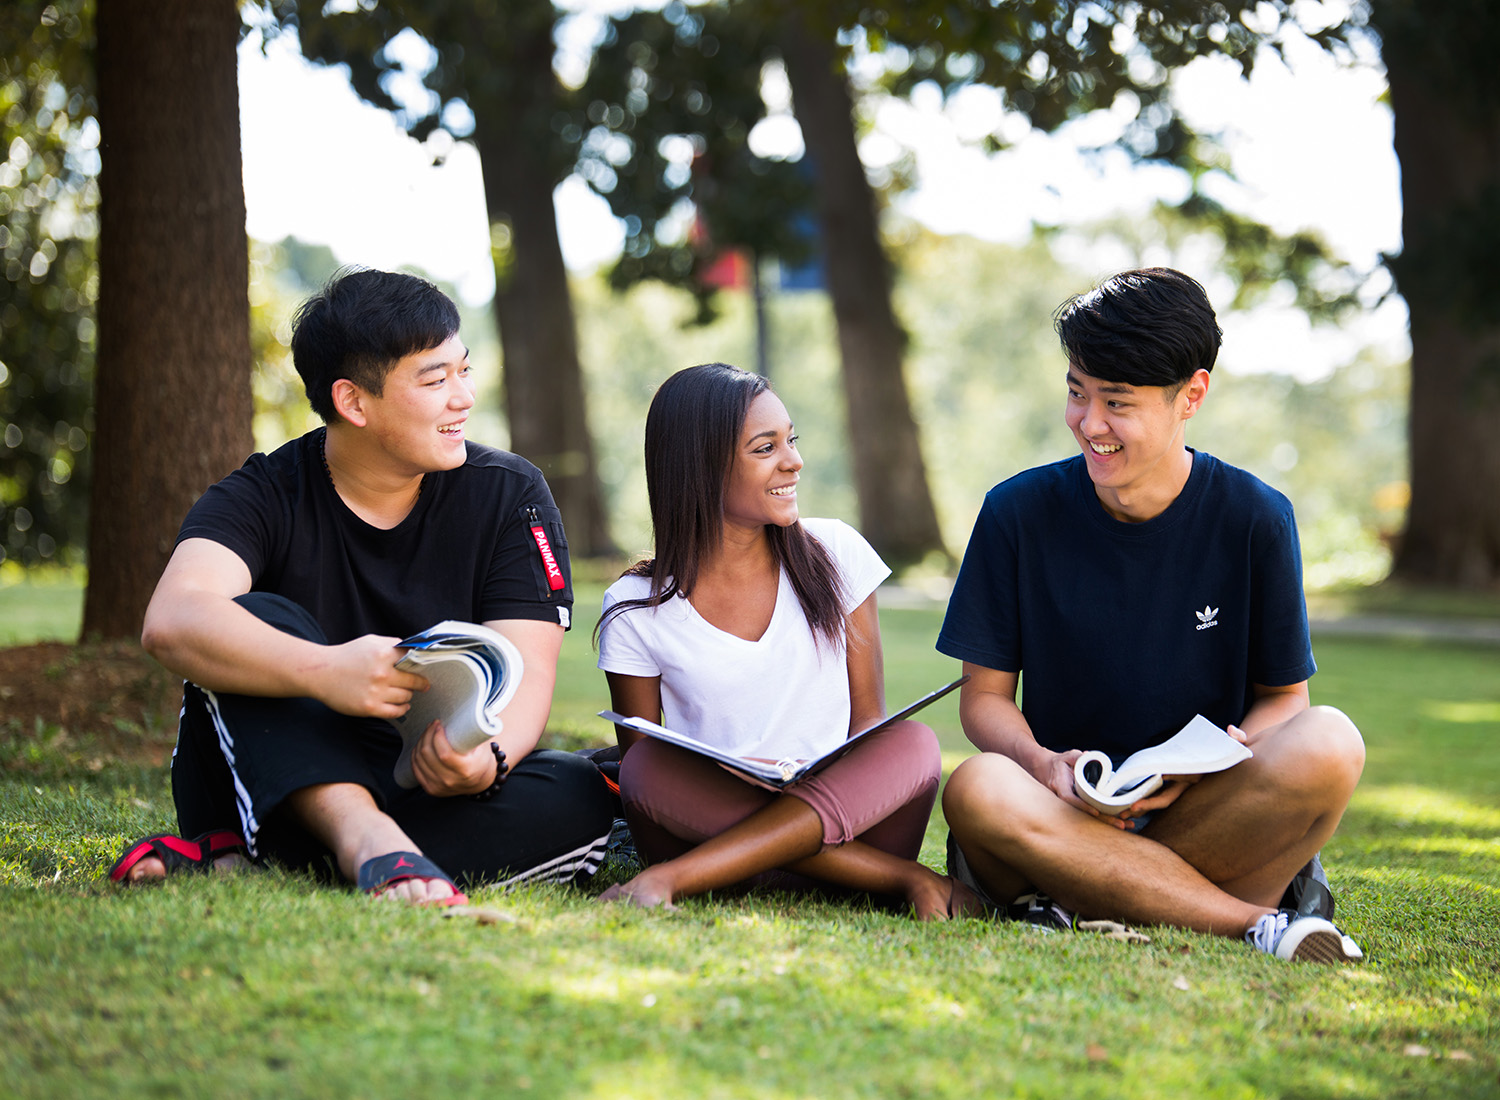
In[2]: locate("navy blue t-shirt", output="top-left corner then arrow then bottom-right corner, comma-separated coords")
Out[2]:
936,451 -> 1315,759
176,431 -> 573,644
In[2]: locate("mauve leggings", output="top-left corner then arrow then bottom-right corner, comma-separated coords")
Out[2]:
618,719 -> 942,866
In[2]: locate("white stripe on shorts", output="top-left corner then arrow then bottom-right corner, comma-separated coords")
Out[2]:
200,686 -> 263,860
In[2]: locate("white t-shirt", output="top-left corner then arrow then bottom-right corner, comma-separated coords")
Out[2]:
597,517 -> 891,761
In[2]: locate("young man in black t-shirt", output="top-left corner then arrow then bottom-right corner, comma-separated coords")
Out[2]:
112,269 -> 614,906
939,269 -> 1367,961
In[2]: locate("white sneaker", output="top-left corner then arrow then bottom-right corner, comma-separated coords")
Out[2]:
1248,910 -> 1364,963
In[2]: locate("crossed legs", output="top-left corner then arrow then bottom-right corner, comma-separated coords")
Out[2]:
604,721 -> 980,919
604,794 -> 966,918
943,706 -> 1365,936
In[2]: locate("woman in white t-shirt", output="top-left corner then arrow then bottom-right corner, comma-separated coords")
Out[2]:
595,363 -> 979,918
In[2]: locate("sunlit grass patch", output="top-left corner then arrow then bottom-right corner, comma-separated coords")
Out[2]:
1350,785 -> 1500,834
1422,700 -> 1500,724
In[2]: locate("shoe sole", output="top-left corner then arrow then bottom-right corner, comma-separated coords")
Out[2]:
1284,926 -> 1362,963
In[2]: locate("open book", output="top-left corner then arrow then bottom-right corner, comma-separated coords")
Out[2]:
1072,714 -> 1252,816
391,620 -> 524,789
600,675 -> 968,790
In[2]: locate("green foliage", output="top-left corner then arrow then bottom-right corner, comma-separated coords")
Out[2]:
830,0 -> 1354,155
563,4 -> 817,319
247,237 -> 336,449
564,1 -> 1371,341
1167,193 -> 1366,323
0,0 -> 96,568
269,0 -> 566,165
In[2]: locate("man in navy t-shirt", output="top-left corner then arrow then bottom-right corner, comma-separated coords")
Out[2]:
939,268 -> 1366,962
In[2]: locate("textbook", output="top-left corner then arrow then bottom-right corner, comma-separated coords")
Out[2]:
391,621 -> 524,789
599,675 -> 968,790
1071,713 -> 1252,816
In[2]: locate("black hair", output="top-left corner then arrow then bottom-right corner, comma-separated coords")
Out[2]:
289,267 -> 461,422
1053,267 -> 1221,388
595,363 -> 847,649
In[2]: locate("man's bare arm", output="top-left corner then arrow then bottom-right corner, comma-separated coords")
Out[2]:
958,661 -> 1096,814
141,538 -> 425,719
476,617 -> 564,764
1237,681 -> 1311,742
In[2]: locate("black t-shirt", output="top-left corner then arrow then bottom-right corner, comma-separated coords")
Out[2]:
177,430 -> 573,643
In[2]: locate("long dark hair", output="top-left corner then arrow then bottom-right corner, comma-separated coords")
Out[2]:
595,363 -> 847,648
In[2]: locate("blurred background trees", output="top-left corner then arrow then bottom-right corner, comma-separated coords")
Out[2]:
0,0 -> 1493,646
0,0 -> 96,573
558,0 -> 1373,567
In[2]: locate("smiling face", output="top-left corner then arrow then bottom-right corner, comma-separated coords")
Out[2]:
722,391 -> 802,534
1064,362 -> 1209,522
350,333 -> 475,475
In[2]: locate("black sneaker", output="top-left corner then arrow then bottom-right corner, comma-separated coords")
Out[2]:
1279,853 -> 1335,920
1012,892 -> 1076,932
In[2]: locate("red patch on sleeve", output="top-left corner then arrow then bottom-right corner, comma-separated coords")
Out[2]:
531,523 -> 566,592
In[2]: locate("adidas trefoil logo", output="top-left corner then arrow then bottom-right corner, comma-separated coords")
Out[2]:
1195,605 -> 1219,631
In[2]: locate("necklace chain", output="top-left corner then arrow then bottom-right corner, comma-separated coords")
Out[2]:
320,427 -> 335,488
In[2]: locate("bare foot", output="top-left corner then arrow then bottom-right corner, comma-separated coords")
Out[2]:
598,870 -> 677,910
909,870 -> 985,921
369,875 -> 465,907
125,852 -> 249,883
943,876 -> 989,919
356,850 -> 468,908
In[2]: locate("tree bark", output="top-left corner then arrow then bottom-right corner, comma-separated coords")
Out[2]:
1383,23 -> 1500,588
86,0 -> 252,639
468,17 -> 613,560
779,25 -> 946,567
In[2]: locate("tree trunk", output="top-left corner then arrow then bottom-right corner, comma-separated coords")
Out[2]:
468,17 -> 613,560
86,0 -> 252,640
780,25 -> 946,567
1382,22 -> 1500,588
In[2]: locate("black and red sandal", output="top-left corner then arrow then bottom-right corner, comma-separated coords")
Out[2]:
108,829 -> 248,884
357,851 -> 468,908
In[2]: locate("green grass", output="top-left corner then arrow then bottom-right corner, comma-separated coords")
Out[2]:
0,569 -> 86,644
3,584 -> 1499,1097
1306,580 -> 1500,623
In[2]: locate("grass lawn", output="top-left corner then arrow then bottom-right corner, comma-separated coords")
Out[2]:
0,570 -> 85,645
2,581 -> 1497,1098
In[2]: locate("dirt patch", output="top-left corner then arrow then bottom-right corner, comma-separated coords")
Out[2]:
0,641 -> 182,768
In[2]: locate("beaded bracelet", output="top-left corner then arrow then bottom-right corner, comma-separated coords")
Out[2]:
470,742 -> 510,801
